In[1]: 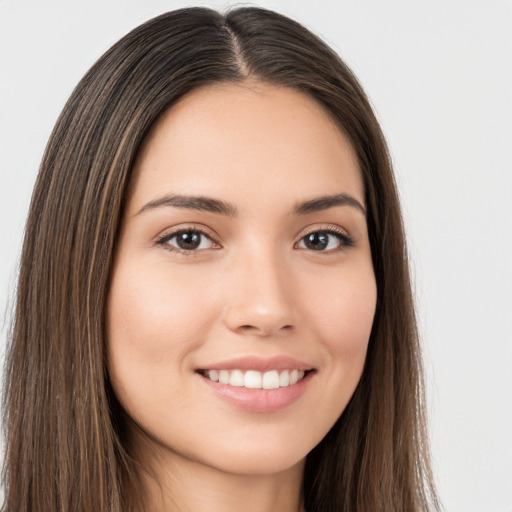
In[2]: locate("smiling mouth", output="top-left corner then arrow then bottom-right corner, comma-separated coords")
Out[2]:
197,369 -> 313,389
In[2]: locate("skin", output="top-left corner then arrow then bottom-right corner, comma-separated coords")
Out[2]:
107,81 -> 377,512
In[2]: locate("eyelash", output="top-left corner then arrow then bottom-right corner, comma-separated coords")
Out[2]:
156,226 -> 219,255
296,225 -> 354,252
156,224 -> 354,255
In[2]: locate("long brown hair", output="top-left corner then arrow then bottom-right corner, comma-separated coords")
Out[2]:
2,7 -> 440,512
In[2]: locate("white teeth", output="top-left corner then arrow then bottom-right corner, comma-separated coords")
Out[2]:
229,369 -> 244,387
204,368 -> 308,388
279,370 -> 290,387
244,370 -> 262,389
262,370 -> 280,389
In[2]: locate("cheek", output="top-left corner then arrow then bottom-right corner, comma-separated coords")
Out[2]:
301,262 -> 376,414
108,260 -> 212,354
304,265 -> 377,355
286,264 -> 376,449
105,259 -> 217,406
106,260 -> 216,430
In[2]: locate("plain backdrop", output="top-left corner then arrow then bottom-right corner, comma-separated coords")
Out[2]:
1,1 -> 511,510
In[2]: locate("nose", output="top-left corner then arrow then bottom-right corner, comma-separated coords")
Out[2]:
222,248 -> 297,337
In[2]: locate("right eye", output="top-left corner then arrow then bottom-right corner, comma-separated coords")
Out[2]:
157,229 -> 219,253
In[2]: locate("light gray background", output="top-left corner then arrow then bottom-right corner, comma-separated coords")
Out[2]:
1,1 -> 511,511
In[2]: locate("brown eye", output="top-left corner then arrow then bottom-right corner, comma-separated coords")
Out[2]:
303,232 -> 331,250
174,231 -> 202,250
297,230 -> 353,251
158,230 -> 217,252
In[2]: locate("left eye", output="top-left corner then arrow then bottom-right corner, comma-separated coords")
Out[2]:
159,230 -> 216,252
296,231 -> 349,251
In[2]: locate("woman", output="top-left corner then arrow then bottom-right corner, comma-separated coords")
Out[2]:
2,7 -> 440,512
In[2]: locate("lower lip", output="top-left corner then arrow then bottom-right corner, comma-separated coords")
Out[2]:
198,372 -> 313,413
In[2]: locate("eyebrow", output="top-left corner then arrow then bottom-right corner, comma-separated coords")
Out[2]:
136,192 -> 365,217
293,193 -> 366,216
137,195 -> 238,217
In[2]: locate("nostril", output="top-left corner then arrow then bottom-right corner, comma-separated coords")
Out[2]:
238,323 -> 294,335
223,303 -> 297,337
239,325 -> 256,332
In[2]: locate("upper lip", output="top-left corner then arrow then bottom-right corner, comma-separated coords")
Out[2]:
197,355 -> 314,372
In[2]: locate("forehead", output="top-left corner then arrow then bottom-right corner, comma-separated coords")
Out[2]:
128,81 -> 364,212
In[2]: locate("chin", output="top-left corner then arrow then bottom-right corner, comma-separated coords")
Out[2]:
184,426 -> 319,477
201,449 -> 307,477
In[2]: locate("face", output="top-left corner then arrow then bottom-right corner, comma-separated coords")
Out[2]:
107,82 -> 377,476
